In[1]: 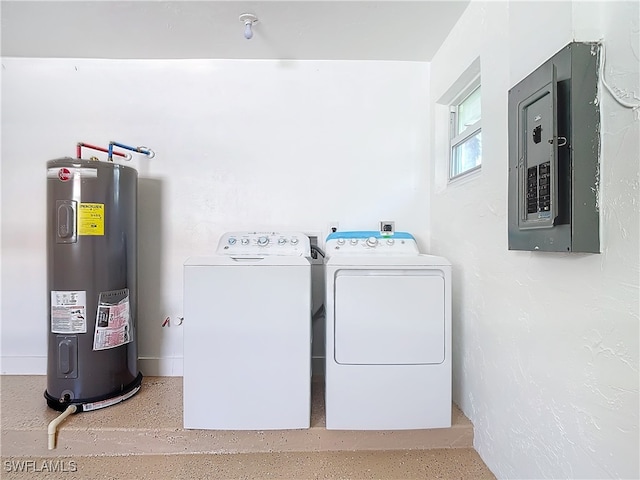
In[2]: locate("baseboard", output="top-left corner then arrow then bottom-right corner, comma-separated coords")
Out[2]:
1,356 -> 47,374
138,356 -> 183,376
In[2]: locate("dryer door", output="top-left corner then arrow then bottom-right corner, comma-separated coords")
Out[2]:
333,269 -> 445,365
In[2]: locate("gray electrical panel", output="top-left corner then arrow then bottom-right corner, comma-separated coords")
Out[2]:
508,42 -> 601,253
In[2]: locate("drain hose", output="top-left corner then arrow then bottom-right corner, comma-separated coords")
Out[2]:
47,405 -> 77,450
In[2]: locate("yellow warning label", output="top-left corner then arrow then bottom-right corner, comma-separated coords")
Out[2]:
79,203 -> 105,236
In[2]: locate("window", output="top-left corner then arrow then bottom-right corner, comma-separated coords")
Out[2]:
449,83 -> 481,180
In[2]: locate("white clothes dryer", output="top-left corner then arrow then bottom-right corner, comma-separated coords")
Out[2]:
183,232 -> 311,430
324,231 -> 451,430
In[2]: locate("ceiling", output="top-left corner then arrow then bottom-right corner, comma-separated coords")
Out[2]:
1,1 -> 470,61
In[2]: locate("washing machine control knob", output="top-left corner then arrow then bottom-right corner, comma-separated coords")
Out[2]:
257,236 -> 269,246
337,238 -> 346,245
366,237 -> 378,247
350,238 -> 358,246
228,237 -> 237,245
290,237 -> 299,245
278,238 -> 287,245
386,239 -> 395,246
241,238 -> 249,245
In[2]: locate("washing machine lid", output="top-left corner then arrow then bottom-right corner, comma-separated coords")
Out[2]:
185,255 -> 310,267
216,231 -> 311,257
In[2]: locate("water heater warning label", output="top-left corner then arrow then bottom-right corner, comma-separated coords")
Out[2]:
93,289 -> 132,351
51,291 -> 87,334
78,203 -> 104,235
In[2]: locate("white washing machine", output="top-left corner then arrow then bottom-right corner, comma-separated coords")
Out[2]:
183,232 -> 311,430
324,231 -> 451,430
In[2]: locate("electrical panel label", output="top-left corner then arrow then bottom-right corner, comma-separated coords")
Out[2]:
78,203 -> 104,236
51,291 -> 87,334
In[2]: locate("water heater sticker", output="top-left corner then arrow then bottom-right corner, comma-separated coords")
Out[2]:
51,291 -> 87,334
93,289 -> 132,351
78,203 -> 105,236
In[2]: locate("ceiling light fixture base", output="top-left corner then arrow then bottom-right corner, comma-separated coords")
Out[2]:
239,13 -> 258,40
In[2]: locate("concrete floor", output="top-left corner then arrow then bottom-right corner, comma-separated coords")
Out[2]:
1,376 -> 496,479
2,450 -> 496,479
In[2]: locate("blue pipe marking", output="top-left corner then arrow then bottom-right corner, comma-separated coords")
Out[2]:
110,141 -> 152,156
326,231 -> 415,241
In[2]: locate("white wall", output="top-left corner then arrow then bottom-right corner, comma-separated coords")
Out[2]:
430,1 -> 639,479
0,58 -> 430,375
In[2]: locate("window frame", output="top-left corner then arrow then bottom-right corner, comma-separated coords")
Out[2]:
449,79 -> 482,182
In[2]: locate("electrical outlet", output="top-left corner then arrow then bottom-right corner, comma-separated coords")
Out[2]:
379,221 -> 395,236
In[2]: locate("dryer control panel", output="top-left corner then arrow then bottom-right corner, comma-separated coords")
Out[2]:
326,231 -> 420,255
217,231 -> 310,257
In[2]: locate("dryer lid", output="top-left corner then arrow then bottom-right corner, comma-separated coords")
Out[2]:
325,254 -> 451,267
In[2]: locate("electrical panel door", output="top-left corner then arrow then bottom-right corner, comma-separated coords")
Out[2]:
517,67 -> 558,230
508,42 -> 600,253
